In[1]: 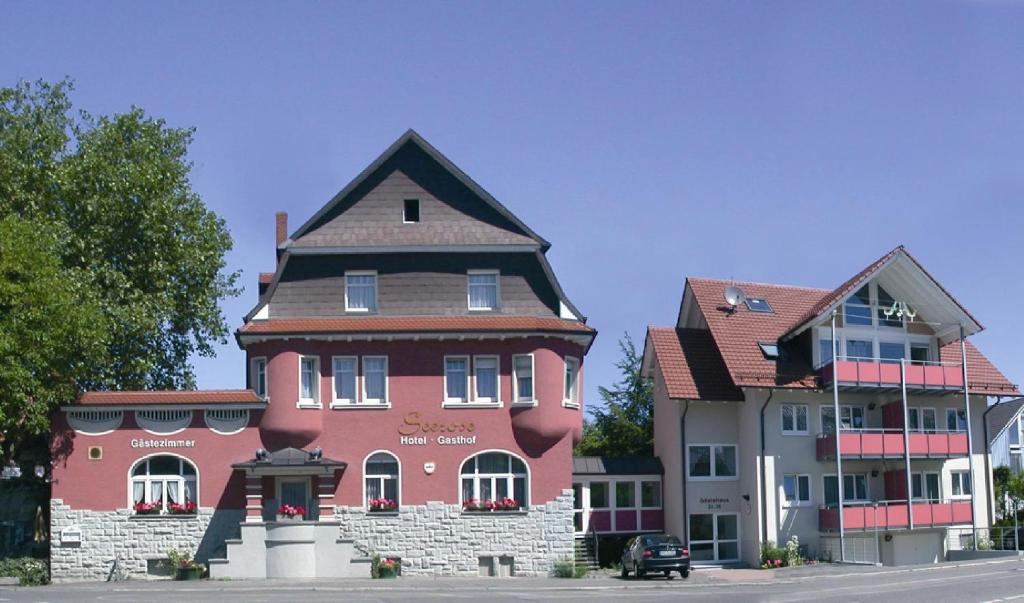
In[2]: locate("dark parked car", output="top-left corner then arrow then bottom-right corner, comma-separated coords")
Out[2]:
621,534 -> 690,579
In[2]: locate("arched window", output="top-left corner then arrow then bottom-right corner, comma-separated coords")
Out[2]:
364,452 -> 399,510
460,451 -> 528,507
130,455 -> 198,513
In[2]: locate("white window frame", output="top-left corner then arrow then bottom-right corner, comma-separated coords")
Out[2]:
563,356 -> 581,409
127,453 -> 199,512
781,403 -> 809,436
820,404 -> 866,433
908,407 -> 938,432
363,450 -> 401,509
298,355 -> 321,408
950,470 -> 972,498
330,356 -> 358,407
686,444 -> 738,481
250,357 -> 267,400
911,471 -> 941,502
361,356 -> 389,406
782,474 -> 812,507
402,198 -> 420,224
472,355 -> 501,406
511,354 -> 535,406
443,355 -> 471,406
344,270 -> 378,313
467,269 -> 500,311
823,473 -> 870,504
458,450 -> 530,507
946,408 -> 968,433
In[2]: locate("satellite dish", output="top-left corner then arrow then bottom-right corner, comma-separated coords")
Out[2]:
724,286 -> 746,309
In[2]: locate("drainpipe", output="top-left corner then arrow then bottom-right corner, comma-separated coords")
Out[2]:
960,325 -> 978,537
832,310 -> 846,562
759,389 -> 775,546
901,359 -> 913,530
680,401 -> 691,545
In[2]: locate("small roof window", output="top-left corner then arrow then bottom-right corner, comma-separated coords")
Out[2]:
745,297 -> 773,313
403,199 -> 420,223
758,342 -> 780,360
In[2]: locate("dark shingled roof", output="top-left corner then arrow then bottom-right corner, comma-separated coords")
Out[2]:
572,456 -> 664,476
987,398 -> 1024,444
231,447 -> 346,470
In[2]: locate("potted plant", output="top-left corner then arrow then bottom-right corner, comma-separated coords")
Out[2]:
277,504 -> 306,521
371,554 -> 401,578
133,501 -> 163,516
168,501 -> 197,515
369,498 -> 398,512
168,548 -> 205,580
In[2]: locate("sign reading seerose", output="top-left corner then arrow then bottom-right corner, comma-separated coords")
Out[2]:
398,412 -> 478,446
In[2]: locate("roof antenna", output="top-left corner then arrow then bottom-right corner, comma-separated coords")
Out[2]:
724,280 -> 746,314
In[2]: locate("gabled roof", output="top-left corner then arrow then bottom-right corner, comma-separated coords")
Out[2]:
783,246 -> 984,342
572,456 -> 664,476
987,398 -> 1024,444
284,129 -> 549,251
645,327 -> 743,401
73,390 -> 263,407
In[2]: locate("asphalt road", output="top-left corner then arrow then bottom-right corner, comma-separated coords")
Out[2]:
2,558 -> 1022,602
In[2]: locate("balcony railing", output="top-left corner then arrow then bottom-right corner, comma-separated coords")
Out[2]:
820,357 -> 963,391
819,499 -> 973,531
816,429 -> 969,460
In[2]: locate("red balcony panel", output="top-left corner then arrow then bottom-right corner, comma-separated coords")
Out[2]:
839,432 -> 862,455
859,362 -> 881,383
819,508 -> 839,530
943,366 -> 964,388
904,364 -> 925,385
952,501 -> 973,523
816,435 -> 834,460
834,360 -> 859,382
883,504 -> 910,529
928,434 -> 950,456
640,510 -> 663,532
948,432 -> 968,455
615,510 -> 637,532
883,433 -> 905,455
590,510 -> 611,532
923,365 -> 945,388
843,506 -> 868,530
879,363 -> 902,385
860,433 -> 884,456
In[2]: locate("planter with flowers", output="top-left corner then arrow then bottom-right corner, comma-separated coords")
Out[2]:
168,547 -> 206,580
368,498 -> 398,513
168,501 -> 197,515
277,504 -> 306,522
371,554 -> 401,578
462,497 -> 522,513
133,501 -> 163,516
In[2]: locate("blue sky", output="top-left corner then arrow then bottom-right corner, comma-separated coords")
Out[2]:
3,2 -> 1022,405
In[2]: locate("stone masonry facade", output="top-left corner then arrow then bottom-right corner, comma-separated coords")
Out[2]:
50,499 -> 244,582
334,490 -> 576,577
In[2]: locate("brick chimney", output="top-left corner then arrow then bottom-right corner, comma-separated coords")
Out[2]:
275,212 -> 288,247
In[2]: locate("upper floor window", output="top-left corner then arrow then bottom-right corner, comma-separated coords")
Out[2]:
563,356 -> 581,408
908,407 -> 937,432
824,474 -> 868,505
782,474 -> 811,506
688,444 -> 737,480
781,404 -> 808,435
947,408 -> 967,432
474,356 -> 499,404
951,470 -> 972,498
299,356 -> 320,406
445,356 -> 469,403
345,271 -> 377,312
362,356 -> 388,404
467,271 -> 499,311
821,405 -> 864,433
844,285 -> 873,326
403,199 -> 420,223
911,472 -> 940,502
251,357 -> 267,399
332,356 -> 357,404
512,354 -> 534,404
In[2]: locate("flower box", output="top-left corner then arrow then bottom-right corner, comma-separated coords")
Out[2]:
133,501 -> 163,516
461,497 -> 521,513
276,504 -> 306,521
368,498 -> 398,513
168,501 -> 197,515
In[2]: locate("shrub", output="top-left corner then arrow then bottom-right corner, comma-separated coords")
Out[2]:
552,558 -> 576,578
760,541 -> 786,568
0,558 -> 49,586
785,536 -> 804,567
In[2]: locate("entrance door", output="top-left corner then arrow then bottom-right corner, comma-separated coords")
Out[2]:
572,483 -> 583,534
688,513 -> 740,563
277,477 -> 311,518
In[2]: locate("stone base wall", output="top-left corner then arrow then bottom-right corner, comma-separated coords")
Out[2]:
50,499 -> 244,582
334,489 -> 575,576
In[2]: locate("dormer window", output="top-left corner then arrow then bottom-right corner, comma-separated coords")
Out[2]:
345,271 -> 377,312
758,342 -> 780,360
844,285 -> 873,326
403,199 -> 420,223
467,270 -> 499,311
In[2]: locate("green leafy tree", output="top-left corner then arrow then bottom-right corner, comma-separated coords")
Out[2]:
575,334 -> 653,457
0,79 -> 239,451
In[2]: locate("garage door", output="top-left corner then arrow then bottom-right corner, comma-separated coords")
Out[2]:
892,531 -> 942,565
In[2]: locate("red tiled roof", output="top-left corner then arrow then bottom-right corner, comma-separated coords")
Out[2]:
238,315 -> 595,335
258,272 -> 274,284
648,327 -> 743,401
76,390 -> 263,406
687,278 -> 827,389
939,341 -> 1019,396
649,277 -> 1017,400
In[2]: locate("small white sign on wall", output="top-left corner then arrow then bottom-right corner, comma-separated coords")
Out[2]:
60,526 -> 82,546
423,462 -> 436,475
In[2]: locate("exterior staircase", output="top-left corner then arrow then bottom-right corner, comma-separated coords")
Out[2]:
208,521 -> 371,579
574,537 -> 599,571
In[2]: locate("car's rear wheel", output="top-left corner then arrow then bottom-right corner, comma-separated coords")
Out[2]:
681,569 -> 689,579
665,571 -> 674,579
621,565 -> 629,579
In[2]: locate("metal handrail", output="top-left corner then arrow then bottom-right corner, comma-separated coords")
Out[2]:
816,356 -> 961,370
819,498 -> 970,510
588,519 -> 599,567
815,427 -> 968,438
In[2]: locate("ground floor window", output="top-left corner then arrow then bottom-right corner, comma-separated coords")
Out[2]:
689,513 -> 739,562
364,451 -> 399,509
130,455 -> 197,513
460,451 -> 528,508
